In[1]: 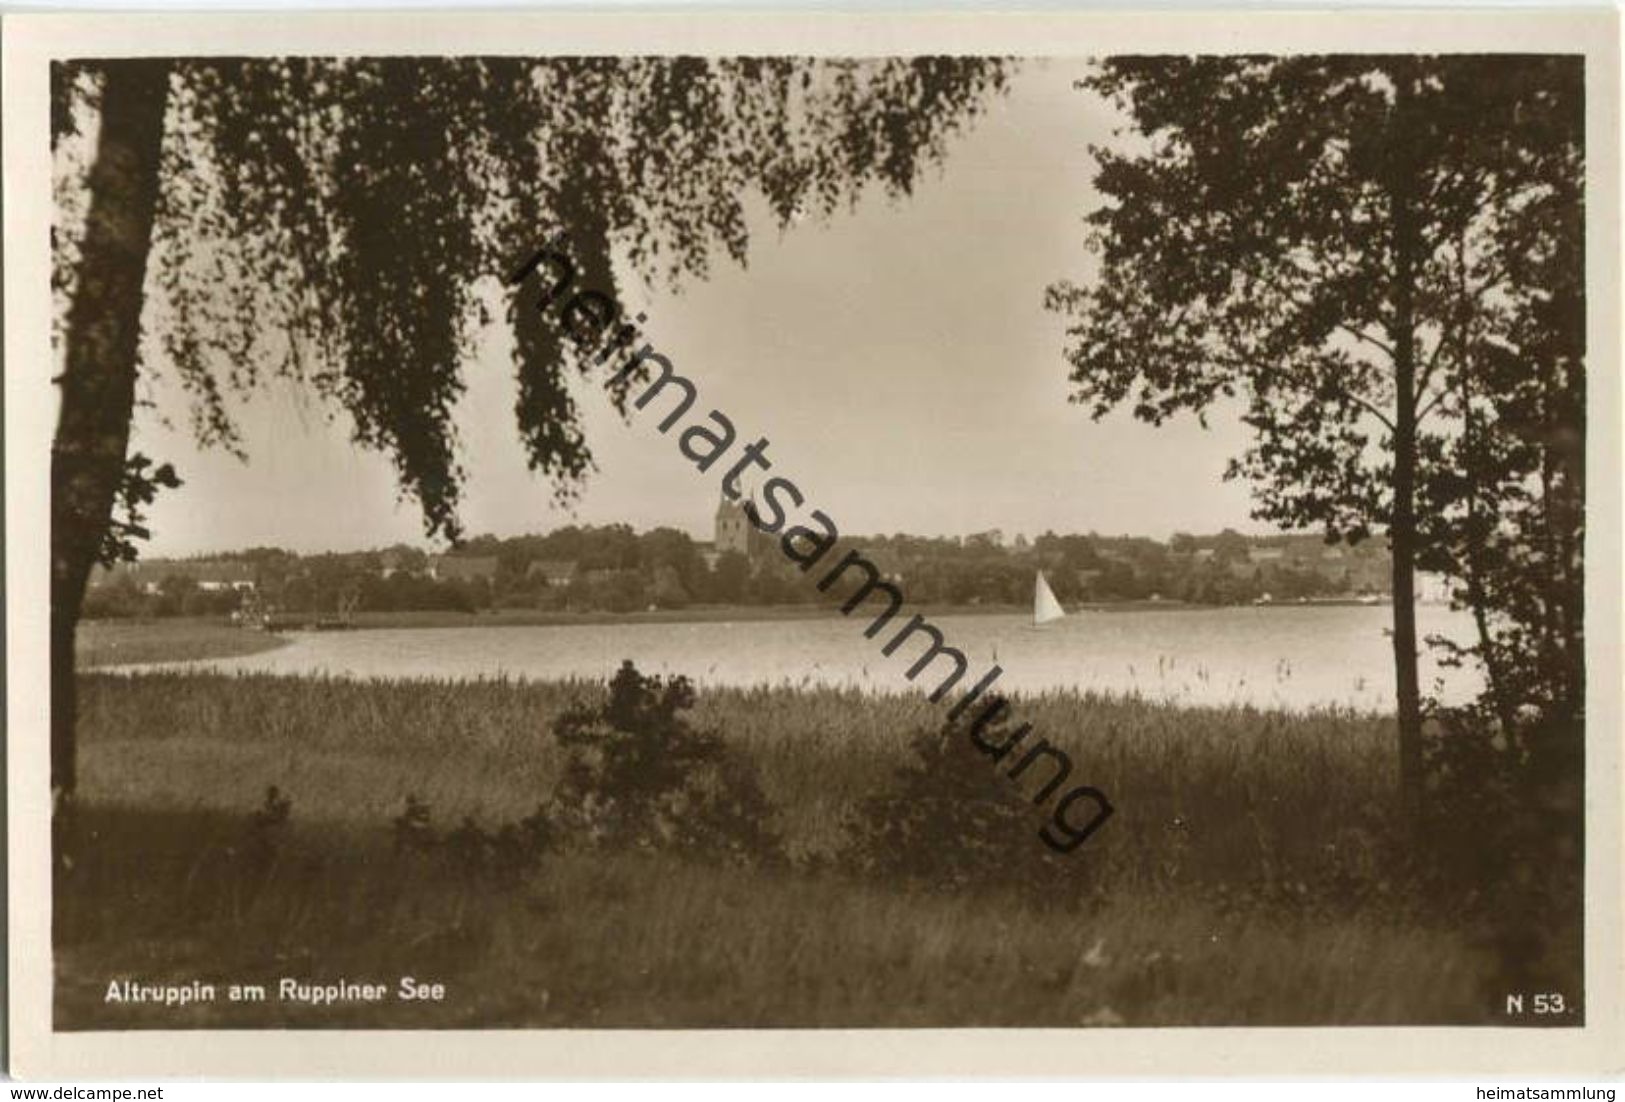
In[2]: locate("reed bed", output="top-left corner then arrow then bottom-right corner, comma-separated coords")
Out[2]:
59,664 -> 1509,1028
77,669 -> 1399,885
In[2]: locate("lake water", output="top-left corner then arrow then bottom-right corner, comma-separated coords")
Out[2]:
162,604 -> 1481,714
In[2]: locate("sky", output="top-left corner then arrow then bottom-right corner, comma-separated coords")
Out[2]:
125,59 -> 1271,557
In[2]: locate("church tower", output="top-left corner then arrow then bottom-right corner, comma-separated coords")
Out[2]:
715,493 -> 754,558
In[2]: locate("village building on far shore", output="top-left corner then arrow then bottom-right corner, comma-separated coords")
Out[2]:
427,555 -> 499,583
90,559 -> 257,594
526,559 -> 578,588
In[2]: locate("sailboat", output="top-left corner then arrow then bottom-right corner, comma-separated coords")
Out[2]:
1034,570 -> 1066,627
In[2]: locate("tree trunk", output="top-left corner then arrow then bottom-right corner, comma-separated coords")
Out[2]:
1391,376 -> 1423,827
52,61 -> 170,861
1459,369 -> 1520,734
1387,66 -> 1426,829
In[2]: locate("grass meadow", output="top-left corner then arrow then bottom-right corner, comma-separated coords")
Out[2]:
75,618 -> 288,668
56,621 -> 1547,1028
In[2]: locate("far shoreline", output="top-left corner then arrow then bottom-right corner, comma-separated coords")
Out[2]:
80,594 -> 1411,643
228,595 -> 1403,633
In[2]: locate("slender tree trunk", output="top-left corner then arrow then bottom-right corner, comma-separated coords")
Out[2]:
1391,367 -> 1423,825
1539,365 -> 1585,723
1459,370 -> 1519,734
52,61 -> 170,862
1387,68 -> 1426,829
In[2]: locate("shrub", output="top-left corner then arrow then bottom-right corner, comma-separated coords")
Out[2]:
390,793 -> 554,885
1422,703 -> 1584,1003
244,785 -> 292,866
231,784 -> 295,905
1422,704 -> 1581,901
848,708 -> 1075,900
392,793 -> 437,855
383,663 -> 780,879
544,660 -> 781,865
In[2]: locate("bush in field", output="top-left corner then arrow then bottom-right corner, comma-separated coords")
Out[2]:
1422,703 -> 1583,997
390,793 -> 555,885
244,785 -> 292,865
392,793 -> 438,855
1422,703 -> 1583,909
849,708 -> 1074,899
544,660 -> 781,865
225,784 -> 295,906
383,663 -> 780,879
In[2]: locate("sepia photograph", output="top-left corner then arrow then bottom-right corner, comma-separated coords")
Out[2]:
4,7 -> 1622,1080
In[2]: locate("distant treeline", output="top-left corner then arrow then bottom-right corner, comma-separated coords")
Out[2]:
84,525 -> 1392,619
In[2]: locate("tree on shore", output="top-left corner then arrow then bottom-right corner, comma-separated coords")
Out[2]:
50,56 -> 1010,843
1045,57 -> 1584,826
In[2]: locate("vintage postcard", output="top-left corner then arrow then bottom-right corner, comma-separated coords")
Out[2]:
4,7 -> 1622,1080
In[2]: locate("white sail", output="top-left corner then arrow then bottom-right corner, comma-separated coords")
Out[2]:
1034,570 -> 1066,626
